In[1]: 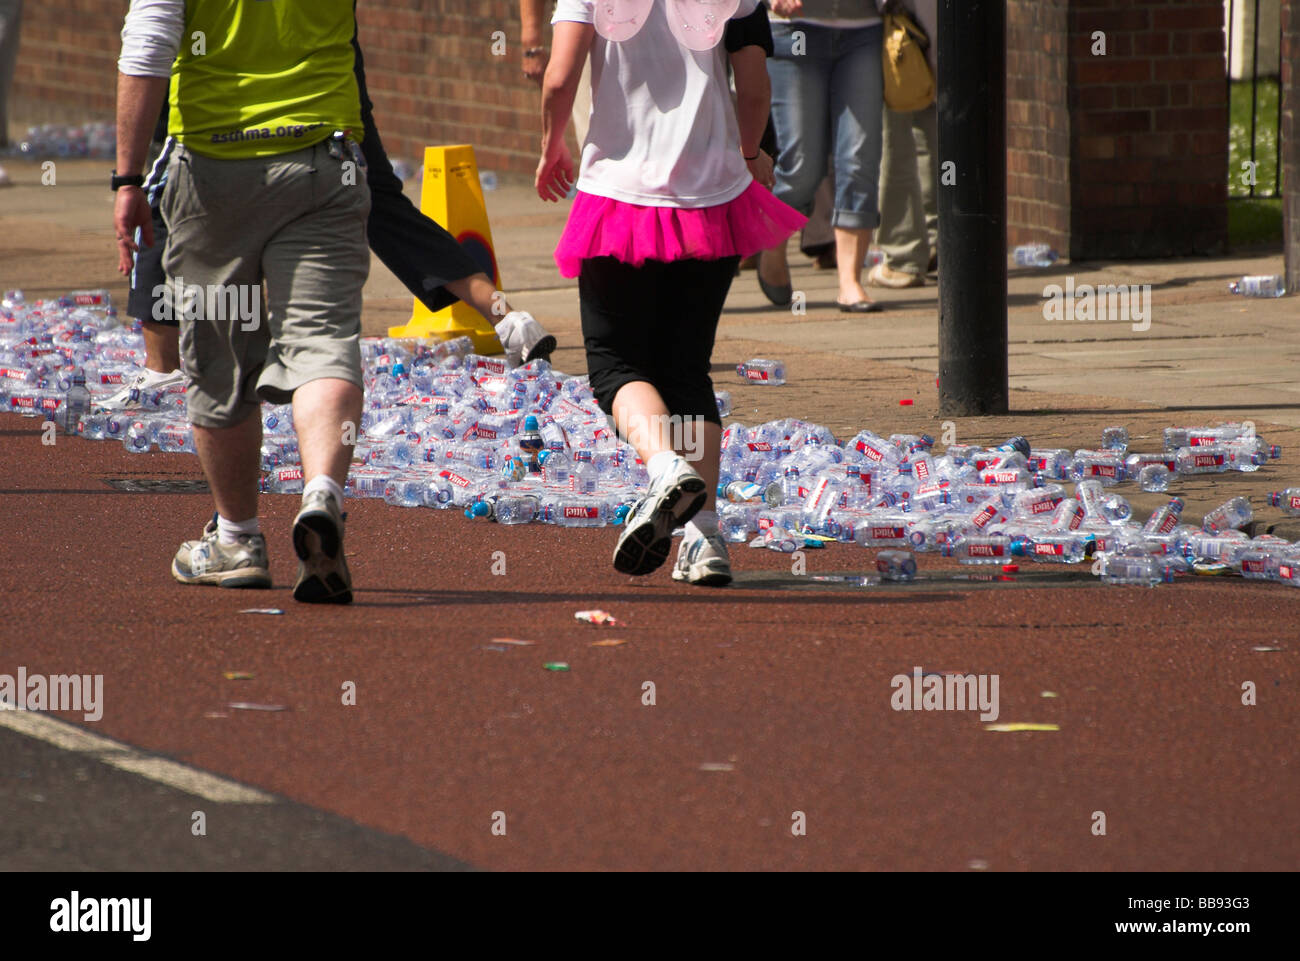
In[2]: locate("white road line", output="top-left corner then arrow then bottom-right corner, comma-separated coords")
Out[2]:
0,702 -> 274,804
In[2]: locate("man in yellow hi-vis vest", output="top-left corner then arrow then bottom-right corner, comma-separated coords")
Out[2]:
114,0 -> 368,604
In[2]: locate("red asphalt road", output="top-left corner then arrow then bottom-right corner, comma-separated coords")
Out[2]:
2,412 -> 1298,871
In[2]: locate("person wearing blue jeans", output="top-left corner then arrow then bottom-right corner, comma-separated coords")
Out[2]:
756,0 -> 885,312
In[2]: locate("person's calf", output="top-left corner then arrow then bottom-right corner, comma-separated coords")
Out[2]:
292,377 -> 363,489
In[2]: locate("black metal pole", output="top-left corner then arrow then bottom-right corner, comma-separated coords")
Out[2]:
937,0 -> 1008,416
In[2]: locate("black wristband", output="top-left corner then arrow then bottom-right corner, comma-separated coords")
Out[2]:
744,151 -> 760,161
110,171 -> 145,191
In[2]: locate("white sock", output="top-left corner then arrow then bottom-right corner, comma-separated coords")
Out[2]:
303,474 -> 344,507
647,450 -> 679,481
688,510 -> 718,538
217,514 -> 260,546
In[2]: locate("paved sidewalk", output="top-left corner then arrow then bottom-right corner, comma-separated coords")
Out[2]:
3,160 -> 1294,437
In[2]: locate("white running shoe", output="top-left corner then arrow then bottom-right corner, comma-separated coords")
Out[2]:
95,368 -> 187,411
494,311 -> 556,368
673,527 -> 733,586
613,455 -> 707,576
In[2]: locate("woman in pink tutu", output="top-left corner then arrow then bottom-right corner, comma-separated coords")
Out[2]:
537,0 -> 805,587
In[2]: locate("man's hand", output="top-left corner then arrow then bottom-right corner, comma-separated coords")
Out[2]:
746,149 -> 775,190
114,186 -> 153,275
535,142 -> 574,202
770,0 -> 803,16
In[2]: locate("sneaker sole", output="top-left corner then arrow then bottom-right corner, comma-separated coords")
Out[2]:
523,334 -> 557,364
292,510 -> 353,604
613,477 -> 707,576
171,558 -> 271,589
672,562 -> 733,587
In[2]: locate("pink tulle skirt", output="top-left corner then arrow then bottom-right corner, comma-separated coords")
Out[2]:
553,181 -> 807,278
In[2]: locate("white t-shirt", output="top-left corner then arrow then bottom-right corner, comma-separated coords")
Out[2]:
552,0 -> 759,208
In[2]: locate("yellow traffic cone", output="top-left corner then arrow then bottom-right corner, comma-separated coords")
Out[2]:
387,144 -> 505,355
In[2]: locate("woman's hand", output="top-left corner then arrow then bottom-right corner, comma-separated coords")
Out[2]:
770,0 -> 803,16
522,45 -> 548,86
746,149 -> 775,190
535,141 -> 575,202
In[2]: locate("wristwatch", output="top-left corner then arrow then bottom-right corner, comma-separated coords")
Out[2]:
110,171 -> 145,191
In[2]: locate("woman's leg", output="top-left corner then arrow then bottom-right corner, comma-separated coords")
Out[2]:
761,23 -> 832,294
828,24 -> 885,306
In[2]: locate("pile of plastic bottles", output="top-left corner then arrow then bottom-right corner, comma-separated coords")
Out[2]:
6,123 -> 116,160
4,288 -> 1299,588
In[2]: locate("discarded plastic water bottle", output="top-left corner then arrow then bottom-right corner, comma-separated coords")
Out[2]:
1268,489 -> 1300,515
543,494 -> 606,527
569,450 -> 598,494
541,448 -> 571,486
1137,464 -> 1170,493
122,418 -> 154,453
1228,275 -> 1285,298
943,534 -> 1012,564
383,476 -> 428,508
1238,549 -> 1283,581
715,390 -> 732,417
156,422 -> 196,453
1069,451 -> 1125,484
1028,448 -> 1072,480
801,476 -> 850,533
750,527 -> 799,552
495,494 -> 540,525
720,480 -> 763,503
1048,498 -> 1086,531
1224,436 -> 1277,472
1100,554 -> 1172,586
1099,494 -> 1132,525
736,358 -> 786,385
1012,484 -> 1065,519
1183,531 -> 1250,564
1163,424 -> 1254,450
1101,426 -> 1128,453
1012,243 -> 1058,268
1011,533 -> 1093,563
993,436 -> 1033,460
60,369 -> 88,435
1142,497 -> 1185,535
1201,496 -> 1252,534
720,504 -> 759,543
1174,445 -> 1228,474
479,170 -> 498,191
875,549 -> 917,581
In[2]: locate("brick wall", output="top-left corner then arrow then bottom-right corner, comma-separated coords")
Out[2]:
1006,0 -> 1072,254
1067,0 -> 1228,258
1005,0 -> 1229,259
10,0 -> 129,124
11,0 -> 543,175
354,1 -> 541,175
1283,0 -> 1299,290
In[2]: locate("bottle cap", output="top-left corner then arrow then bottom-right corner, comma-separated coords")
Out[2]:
1268,492 -> 1281,507
524,414 -> 539,430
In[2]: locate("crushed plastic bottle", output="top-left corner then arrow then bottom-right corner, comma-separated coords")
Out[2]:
1012,243 -> 1058,267
1228,275 -> 1285,298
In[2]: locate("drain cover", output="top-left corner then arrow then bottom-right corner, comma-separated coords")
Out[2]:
103,478 -> 210,494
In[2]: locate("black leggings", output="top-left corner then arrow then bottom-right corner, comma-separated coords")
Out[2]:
579,256 -> 739,426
